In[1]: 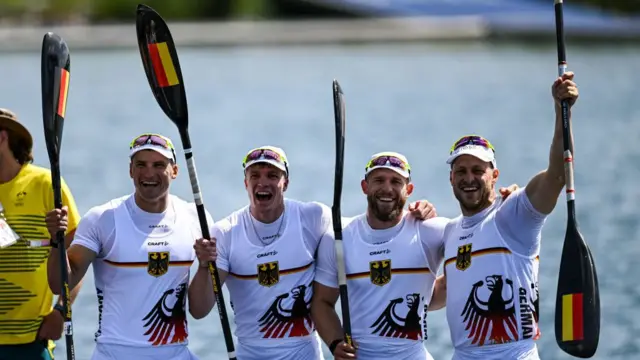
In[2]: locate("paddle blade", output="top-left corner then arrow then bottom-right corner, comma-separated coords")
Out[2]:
555,222 -> 600,358
136,4 -> 188,129
41,32 -> 70,163
332,79 -> 346,235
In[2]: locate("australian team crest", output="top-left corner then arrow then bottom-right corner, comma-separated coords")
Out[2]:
258,261 -> 279,287
370,260 -> 391,286
456,244 -> 472,271
148,251 -> 170,277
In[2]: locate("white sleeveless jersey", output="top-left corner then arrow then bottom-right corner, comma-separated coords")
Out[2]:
90,195 -> 198,351
343,215 -> 436,360
221,200 -> 320,359
444,211 -> 540,359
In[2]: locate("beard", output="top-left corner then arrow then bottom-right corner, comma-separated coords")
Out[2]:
453,180 -> 492,214
367,193 -> 407,222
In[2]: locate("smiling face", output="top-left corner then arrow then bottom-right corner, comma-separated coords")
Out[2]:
361,168 -> 413,223
244,163 -> 288,215
449,154 -> 499,215
129,150 -> 177,203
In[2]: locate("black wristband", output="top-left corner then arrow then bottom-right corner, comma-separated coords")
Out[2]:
50,238 -> 58,248
329,339 -> 342,354
53,304 -> 65,316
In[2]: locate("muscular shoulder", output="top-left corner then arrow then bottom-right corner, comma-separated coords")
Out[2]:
72,196 -> 125,253
170,195 -> 216,237
81,195 -> 127,225
210,205 -> 247,238
341,215 -> 360,230
289,198 -> 332,237
289,199 -> 331,218
418,216 -> 450,230
415,216 -> 450,246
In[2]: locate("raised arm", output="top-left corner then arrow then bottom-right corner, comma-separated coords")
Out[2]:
525,72 -> 578,215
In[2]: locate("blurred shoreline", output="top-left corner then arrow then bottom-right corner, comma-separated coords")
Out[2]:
1,16 -> 639,53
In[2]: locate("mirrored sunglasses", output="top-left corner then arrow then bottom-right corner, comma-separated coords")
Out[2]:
243,148 -> 286,167
366,155 -> 410,172
450,135 -> 495,154
130,134 -> 173,150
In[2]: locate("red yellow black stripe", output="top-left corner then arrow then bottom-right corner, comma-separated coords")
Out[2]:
104,259 -> 193,268
444,247 -> 540,267
346,266 -> 431,280
229,261 -> 312,280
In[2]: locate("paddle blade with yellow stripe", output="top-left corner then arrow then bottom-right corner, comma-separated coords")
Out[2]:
136,4 -> 188,129
41,32 -> 70,165
555,220 -> 600,358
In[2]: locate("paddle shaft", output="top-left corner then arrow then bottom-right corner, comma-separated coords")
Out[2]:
332,81 -> 353,346
178,129 -> 236,360
51,161 -> 76,360
554,0 -> 576,221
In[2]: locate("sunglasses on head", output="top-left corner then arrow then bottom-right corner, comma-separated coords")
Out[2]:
130,134 -> 173,150
243,148 -> 285,165
450,135 -> 495,154
366,155 -> 411,173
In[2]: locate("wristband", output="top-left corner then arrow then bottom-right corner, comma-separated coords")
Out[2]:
50,238 -> 58,248
53,304 -> 65,316
329,339 -> 342,354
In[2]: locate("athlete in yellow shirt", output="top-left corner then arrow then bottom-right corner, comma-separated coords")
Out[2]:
0,109 -> 82,360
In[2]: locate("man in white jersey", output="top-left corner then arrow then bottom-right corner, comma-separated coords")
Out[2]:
189,146 -> 438,360
311,152 -> 520,360
311,151 -> 455,360
435,73 -> 580,360
45,133 -> 211,360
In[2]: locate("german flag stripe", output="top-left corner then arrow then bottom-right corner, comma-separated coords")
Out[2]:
561,293 -> 584,341
346,272 -> 368,280
56,68 -> 70,117
346,266 -> 430,280
229,262 -> 312,280
148,42 -> 179,87
443,247 -> 539,267
104,259 -> 193,268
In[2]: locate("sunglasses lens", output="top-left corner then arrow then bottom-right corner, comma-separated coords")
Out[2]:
133,135 -> 169,149
453,136 -> 489,151
387,157 -> 405,169
246,149 -> 263,162
369,156 -> 406,170
371,156 -> 389,166
245,149 -> 283,164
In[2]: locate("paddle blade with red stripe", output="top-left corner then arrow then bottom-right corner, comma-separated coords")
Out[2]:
555,220 -> 600,358
41,32 -> 70,160
40,31 -> 75,360
136,4 -> 188,129
553,1 -> 600,357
